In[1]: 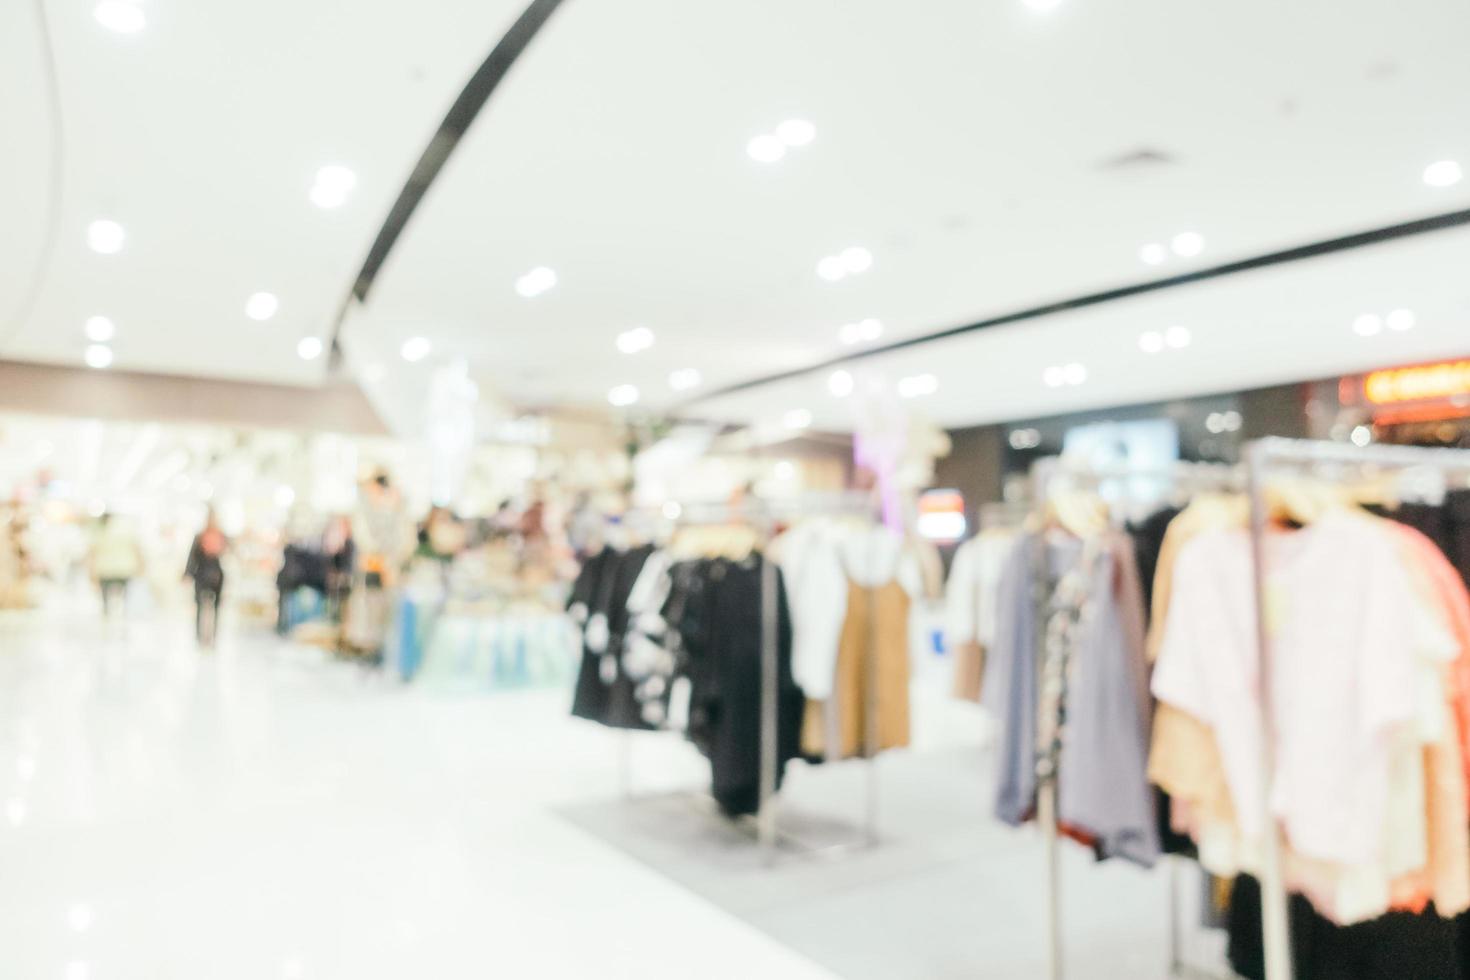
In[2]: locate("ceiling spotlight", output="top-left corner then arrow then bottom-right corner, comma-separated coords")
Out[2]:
840,246 -> 873,274
400,336 -> 431,362
1423,160 -> 1463,188
84,316 -> 116,343
245,292 -> 279,322
1164,325 -> 1192,349
774,460 -> 797,480
668,368 -> 702,391
608,384 -> 639,408
828,369 -> 854,397
746,134 -> 787,163
1043,365 -> 1066,388
87,219 -> 125,254
1009,428 -> 1042,450
94,0 -> 145,33
898,373 -> 939,398
297,337 -> 324,361
1350,424 -> 1373,447
84,344 -> 113,370
1170,231 -> 1205,257
309,165 -> 356,209
775,119 -> 816,147
1062,362 -> 1087,385
1139,243 -> 1167,266
1205,412 -> 1225,435
1138,331 -> 1164,354
857,317 -> 882,341
783,408 -> 813,430
515,265 -> 557,298
817,256 -> 847,282
615,326 -> 655,354
1385,308 -> 1416,332
1352,313 -> 1383,337
1221,410 -> 1243,432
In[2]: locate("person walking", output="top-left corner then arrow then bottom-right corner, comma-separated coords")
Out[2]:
184,512 -> 227,647
90,512 -> 143,618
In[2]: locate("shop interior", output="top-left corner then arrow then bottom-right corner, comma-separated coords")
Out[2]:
2,1 -> 1470,978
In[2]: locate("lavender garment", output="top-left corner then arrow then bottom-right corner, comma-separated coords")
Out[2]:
989,530 -> 1159,867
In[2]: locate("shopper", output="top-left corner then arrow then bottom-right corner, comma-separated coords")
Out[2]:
90,512 -> 143,618
183,511 -> 227,647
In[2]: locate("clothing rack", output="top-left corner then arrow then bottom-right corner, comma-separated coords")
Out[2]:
1241,438 -> 1470,980
1024,456 -> 1239,980
615,492 -> 887,862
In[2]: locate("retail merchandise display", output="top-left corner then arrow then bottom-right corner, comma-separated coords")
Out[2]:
567,506 -> 938,821
976,441 -> 1470,980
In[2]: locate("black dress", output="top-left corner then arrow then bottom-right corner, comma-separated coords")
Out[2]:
672,554 -> 803,816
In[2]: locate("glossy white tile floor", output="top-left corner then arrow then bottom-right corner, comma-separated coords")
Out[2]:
0,601 -> 837,980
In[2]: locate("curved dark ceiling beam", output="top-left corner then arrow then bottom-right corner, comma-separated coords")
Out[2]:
682,206 -> 1470,407
328,0 -> 570,359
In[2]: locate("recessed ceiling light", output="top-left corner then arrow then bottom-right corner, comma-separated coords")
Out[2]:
84,315 -> 116,343
1423,160 -> 1463,188
1170,231 -> 1205,257
817,256 -> 847,282
783,409 -> 813,430
1139,243 -> 1167,266
400,336 -> 431,362
297,337 -> 323,361
840,246 -> 873,274
1352,313 -> 1383,337
615,326 -> 655,354
608,384 -> 639,407
515,266 -> 557,298
898,373 -> 939,398
1138,330 -> 1164,354
246,292 -> 279,322
87,219 -> 125,254
1164,325 -> 1192,349
1350,424 -> 1373,447
857,317 -> 882,340
774,460 -> 797,480
1062,362 -> 1088,385
828,369 -> 854,397
668,368 -> 702,391
746,134 -> 787,163
1043,365 -> 1066,388
1385,308 -> 1416,332
94,0 -> 145,33
84,344 -> 113,370
309,165 -> 356,209
775,119 -> 816,147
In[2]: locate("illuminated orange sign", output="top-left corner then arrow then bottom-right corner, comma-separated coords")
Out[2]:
1363,359 -> 1470,406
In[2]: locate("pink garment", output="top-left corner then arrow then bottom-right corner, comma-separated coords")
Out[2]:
1152,511 -> 1448,868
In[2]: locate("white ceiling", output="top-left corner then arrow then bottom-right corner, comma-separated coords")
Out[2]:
4,0 -> 1469,432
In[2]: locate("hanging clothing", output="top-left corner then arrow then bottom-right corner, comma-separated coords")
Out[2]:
989,528 -> 1159,867
569,544 -> 656,730
1151,510 -> 1469,925
668,554 -> 803,816
826,577 -> 911,759
945,528 -> 1019,702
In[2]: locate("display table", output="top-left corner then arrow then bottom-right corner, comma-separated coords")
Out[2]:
388,595 -> 577,691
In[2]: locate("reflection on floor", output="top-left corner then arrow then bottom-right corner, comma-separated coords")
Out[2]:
0,607 -> 836,980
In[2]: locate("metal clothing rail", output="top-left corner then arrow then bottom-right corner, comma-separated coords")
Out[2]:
1025,456 -> 1240,980
1241,438 -> 1470,980
613,492 -> 887,862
